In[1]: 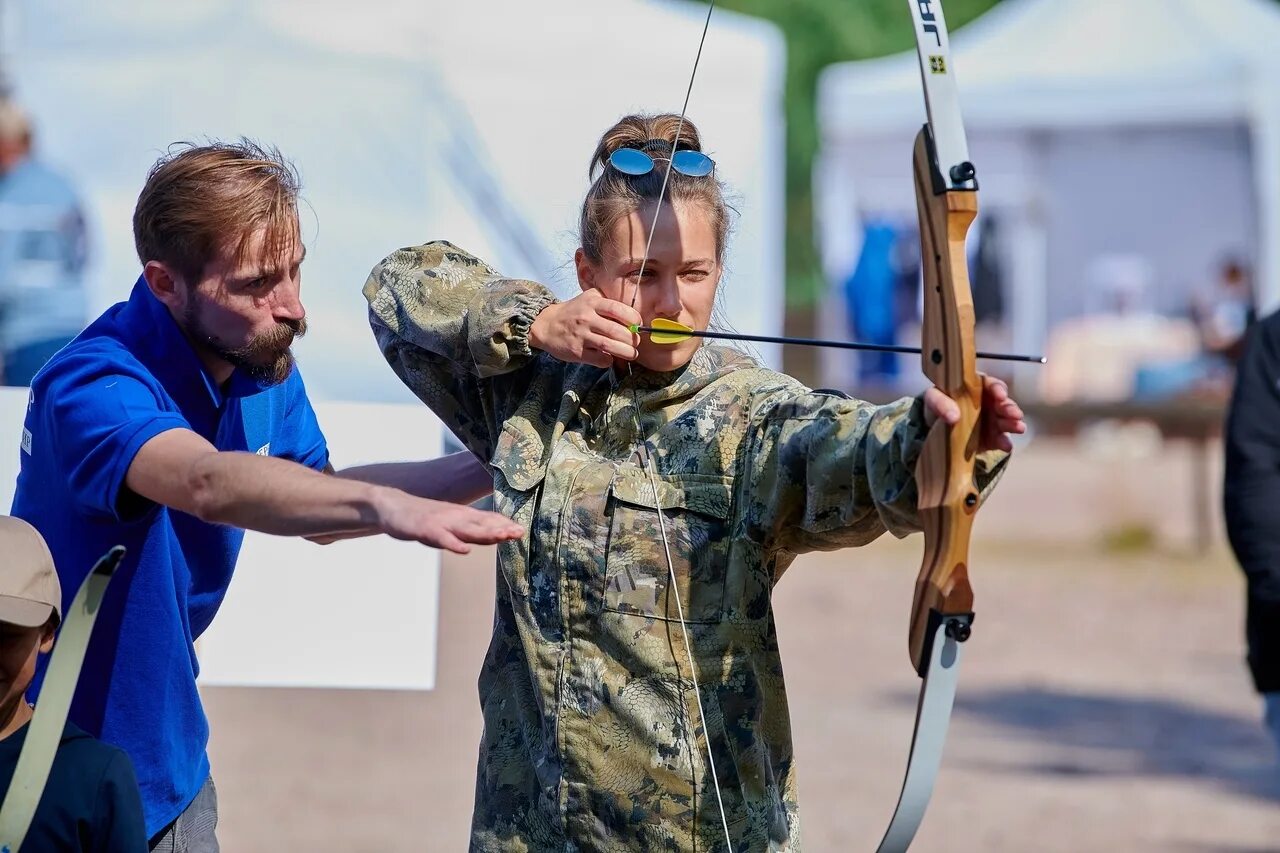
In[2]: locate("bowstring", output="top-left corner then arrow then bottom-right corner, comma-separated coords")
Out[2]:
620,2 -> 734,849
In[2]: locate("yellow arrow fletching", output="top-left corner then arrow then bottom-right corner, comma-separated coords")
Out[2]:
643,318 -> 695,345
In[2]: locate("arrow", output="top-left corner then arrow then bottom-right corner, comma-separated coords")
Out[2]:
629,318 -> 1045,364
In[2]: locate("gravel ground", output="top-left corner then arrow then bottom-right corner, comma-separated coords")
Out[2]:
202,438 -> 1280,851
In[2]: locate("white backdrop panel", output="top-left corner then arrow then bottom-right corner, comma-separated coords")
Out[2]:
0,389 -> 446,691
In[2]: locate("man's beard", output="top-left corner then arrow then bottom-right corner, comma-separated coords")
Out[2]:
183,302 -> 307,386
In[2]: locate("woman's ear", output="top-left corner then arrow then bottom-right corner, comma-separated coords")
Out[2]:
574,248 -> 595,294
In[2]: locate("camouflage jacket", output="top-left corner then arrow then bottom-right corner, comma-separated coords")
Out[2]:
364,242 -> 1007,852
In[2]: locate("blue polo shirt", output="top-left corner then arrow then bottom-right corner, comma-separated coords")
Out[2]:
12,277 -> 329,837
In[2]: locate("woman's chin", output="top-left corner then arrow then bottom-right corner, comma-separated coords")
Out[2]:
635,349 -> 693,373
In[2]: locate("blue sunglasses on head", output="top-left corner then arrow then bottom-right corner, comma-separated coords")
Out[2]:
608,147 -> 715,178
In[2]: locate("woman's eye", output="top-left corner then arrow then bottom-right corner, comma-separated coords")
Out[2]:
245,277 -> 269,291
682,270 -> 709,282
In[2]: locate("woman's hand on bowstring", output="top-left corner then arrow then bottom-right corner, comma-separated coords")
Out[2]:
529,290 -> 642,368
923,374 -> 1027,453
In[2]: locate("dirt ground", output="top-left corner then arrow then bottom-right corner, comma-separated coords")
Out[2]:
202,438 -> 1280,851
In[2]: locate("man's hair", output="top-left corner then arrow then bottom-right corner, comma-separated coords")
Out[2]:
133,139 -> 301,282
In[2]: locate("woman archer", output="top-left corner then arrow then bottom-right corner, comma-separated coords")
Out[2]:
363,113 -> 1025,852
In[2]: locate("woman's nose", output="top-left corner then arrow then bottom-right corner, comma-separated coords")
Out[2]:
653,275 -> 683,316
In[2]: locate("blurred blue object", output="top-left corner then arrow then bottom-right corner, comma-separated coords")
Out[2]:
844,221 -> 899,382
1131,356 -> 1220,400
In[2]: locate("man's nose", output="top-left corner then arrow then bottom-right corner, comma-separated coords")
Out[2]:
272,279 -> 305,322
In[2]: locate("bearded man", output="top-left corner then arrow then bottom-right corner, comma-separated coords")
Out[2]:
10,140 -> 519,851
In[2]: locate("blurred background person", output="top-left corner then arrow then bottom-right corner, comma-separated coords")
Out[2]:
0,99 -> 88,387
1223,306 -> 1280,756
1192,255 -> 1255,367
969,214 -> 1007,330
1040,254 -> 1200,403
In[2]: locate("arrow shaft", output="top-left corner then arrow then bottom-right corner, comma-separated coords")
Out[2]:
637,326 -> 1044,364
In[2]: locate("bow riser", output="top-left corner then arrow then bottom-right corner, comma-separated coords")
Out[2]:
909,127 -> 981,675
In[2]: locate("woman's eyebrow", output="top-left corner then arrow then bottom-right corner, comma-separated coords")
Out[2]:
620,257 -> 714,267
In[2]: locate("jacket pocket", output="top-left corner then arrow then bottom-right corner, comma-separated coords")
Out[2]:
603,471 -> 734,624
490,423 -> 548,598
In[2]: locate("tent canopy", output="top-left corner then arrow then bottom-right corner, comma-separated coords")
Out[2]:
821,0 -> 1280,132
815,0 -> 1280,367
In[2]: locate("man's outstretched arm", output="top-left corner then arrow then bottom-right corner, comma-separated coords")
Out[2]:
125,429 -> 519,553
333,449 -> 494,506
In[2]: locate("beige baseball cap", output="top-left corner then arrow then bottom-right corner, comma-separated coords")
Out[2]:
0,516 -> 61,627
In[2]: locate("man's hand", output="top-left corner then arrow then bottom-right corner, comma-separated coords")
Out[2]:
372,489 -> 522,554
923,373 -> 1027,453
529,290 -> 641,368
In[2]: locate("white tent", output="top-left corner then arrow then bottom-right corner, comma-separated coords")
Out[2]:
815,0 -> 1280,367
4,0 -> 786,400
0,0 -> 784,690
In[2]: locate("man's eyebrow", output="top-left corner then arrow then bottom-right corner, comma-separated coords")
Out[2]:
234,246 -> 306,282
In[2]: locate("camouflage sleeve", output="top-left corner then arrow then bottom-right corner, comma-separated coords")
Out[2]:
363,241 -> 558,457
739,383 -> 1008,557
